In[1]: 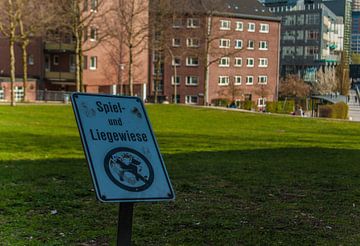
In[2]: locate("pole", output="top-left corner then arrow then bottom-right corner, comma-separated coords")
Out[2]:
117,203 -> 134,246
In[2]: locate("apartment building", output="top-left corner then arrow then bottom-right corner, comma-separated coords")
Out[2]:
0,0 -> 149,102
150,0 -> 281,107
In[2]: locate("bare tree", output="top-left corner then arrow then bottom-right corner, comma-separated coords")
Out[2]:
315,66 -> 337,95
54,0 -> 110,92
0,0 -> 20,106
17,0 -> 54,101
217,80 -> 243,103
279,74 -> 310,99
108,0 -> 148,96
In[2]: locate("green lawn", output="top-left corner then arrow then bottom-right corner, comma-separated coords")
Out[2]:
1,104 -> 360,245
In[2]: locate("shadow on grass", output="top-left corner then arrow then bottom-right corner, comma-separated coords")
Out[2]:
1,147 -> 360,245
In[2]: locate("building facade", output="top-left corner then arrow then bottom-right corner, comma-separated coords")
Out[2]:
150,0 -> 281,108
265,1 -> 343,82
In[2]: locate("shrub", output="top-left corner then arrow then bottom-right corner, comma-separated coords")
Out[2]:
319,102 -> 348,119
239,101 -> 255,110
211,98 -> 230,107
266,100 -> 295,114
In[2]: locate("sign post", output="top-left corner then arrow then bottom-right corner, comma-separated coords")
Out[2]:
71,93 -> 175,244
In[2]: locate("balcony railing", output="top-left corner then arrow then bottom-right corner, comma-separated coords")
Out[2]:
45,71 -> 76,81
45,42 -> 75,52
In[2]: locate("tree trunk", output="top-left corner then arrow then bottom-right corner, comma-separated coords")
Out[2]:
173,64 -> 177,104
21,41 -> 29,102
128,46 -> 133,96
75,32 -> 81,92
9,37 -> 15,106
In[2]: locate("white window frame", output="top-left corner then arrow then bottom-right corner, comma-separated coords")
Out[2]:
28,54 -> 34,65
0,86 -> 4,100
258,98 -> 266,107
186,76 -> 199,86
185,95 -> 198,104
259,58 -> 268,67
246,76 -> 254,85
172,57 -> 181,66
234,76 -> 242,85
219,57 -> 230,67
14,86 -> 24,101
220,20 -> 231,30
234,57 -> 242,67
219,39 -> 230,48
258,76 -> 268,84
90,56 -> 97,70
171,76 -> 180,85
187,38 -> 200,47
235,39 -> 243,49
246,58 -> 254,67
173,18 -> 182,28
248,23 -> 255,32
90,27 -> 97,41
172,38 -> 181,47
235,21 -> 243,31
259,41 -> 268,50
187,18 -> 200,28
53,55 -> 59,65
247,40 -> 255,50
186,57 -> 199,66
260,23 -> 269,33
218,76 -> 229,86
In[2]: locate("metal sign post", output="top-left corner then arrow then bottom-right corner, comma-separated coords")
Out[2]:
71,93 -> 175,245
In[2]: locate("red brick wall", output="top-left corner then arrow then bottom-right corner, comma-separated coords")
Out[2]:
0,81 -> 36,102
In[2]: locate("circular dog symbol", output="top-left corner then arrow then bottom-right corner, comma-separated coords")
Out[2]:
104,147 -> 154,192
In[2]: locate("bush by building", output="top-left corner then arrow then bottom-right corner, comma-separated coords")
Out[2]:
266,100 -> 295,114
319,102 -> 348,119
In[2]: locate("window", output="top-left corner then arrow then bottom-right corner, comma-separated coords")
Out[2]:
153,79 -> 164,92
235,39 -> 243,49
28,54 -> 34,65
235,21 -> 243,31
185,95 -> 198,104
172,38 -> 181,47
220,20 -> 231,30
186,57 -> 199,66
0,87 -> 4,100
219,57 -> 230,67
90,56 -> 97,70
53,55 -> 59,65
248,23 -> 255,32
90,27 -> 97,41
172,95 -> 180,103
187,18 -> 200,28
259,41 -> 268,50
171,76 -> 180,85
258,76 -> 268,84
246,76 -> 254,85
83,56 -> 88,69
187,38 -> 200,47
306,30 -> 319,40
90,0 -> 98,11
173,18 -> 182,28
218,76 -> 229,85
260,23 -> 269,33
247,40 -> 255,49
172,57 -> 181,66
258,58 -> 268,67
246,58 -> 254,67
258,98 -> 266,107
186,76 -> 198,85
234,76 -> 242,85
234,57 -> 242,67
219,39 -> 230,48
14,86 -> 24,101
306,14 -> 319,25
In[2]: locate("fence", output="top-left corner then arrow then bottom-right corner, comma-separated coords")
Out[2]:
36,90 -> 71,102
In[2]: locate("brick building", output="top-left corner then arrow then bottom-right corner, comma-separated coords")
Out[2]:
150,0 -> 281,108
0,0 -> 149,102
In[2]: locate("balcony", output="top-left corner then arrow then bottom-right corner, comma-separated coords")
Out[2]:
45,42 -> 75,52
45,71 -> 75,81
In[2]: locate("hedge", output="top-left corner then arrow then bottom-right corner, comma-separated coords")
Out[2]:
266,100 -> 295,114
319,102 -> 348,119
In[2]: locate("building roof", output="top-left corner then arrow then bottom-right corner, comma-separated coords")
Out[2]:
172,0 -> 281,21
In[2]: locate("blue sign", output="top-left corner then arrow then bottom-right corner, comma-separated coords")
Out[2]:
71,93 -> 175,202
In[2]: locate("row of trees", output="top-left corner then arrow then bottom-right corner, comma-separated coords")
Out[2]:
0,0 -> 149,105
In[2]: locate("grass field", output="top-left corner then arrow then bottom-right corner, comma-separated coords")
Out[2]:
1,104 -> 360,245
